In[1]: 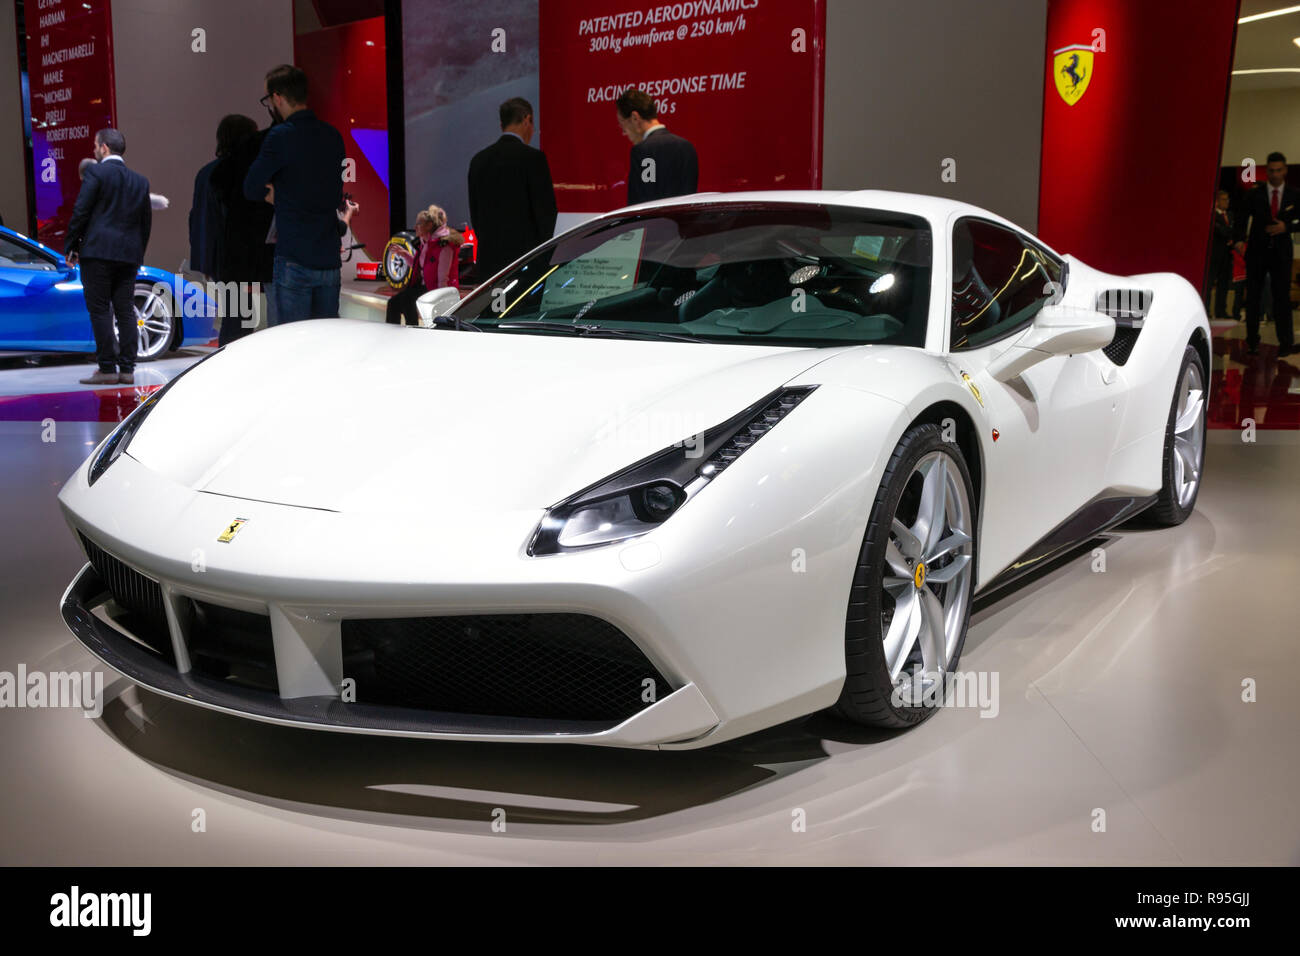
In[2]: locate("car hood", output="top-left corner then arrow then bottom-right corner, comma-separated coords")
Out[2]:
125,320 -> 840,514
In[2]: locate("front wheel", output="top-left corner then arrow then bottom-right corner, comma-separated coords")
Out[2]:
835,424 -> 977,728
1147,344 -> 1206,526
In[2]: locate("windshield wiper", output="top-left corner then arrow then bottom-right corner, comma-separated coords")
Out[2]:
492,321 -> 699,343
430,314 -> 483,332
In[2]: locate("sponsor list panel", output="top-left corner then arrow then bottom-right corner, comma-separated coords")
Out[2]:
26,0 -> 117,247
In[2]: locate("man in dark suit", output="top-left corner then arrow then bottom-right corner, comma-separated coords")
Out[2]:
65,128 -> 152,386
1235,151 -> 1300,357
467,98 -> 557,284
617,89 -> 698,207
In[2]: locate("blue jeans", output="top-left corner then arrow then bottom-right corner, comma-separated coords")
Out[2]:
271,256 -> 341,324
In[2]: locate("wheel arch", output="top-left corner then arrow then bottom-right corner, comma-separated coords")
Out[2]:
1189,324 -> 1210,382
902,400 -> 985,540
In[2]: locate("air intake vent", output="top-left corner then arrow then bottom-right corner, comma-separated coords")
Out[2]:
1095,289 -> 1153,322
1102,326 -> 1141,365
341,613 -> 672,722
78,532 -> 173,662
1095,289 -> 1152,366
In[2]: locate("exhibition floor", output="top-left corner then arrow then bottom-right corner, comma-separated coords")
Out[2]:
0,321 -> 1296,865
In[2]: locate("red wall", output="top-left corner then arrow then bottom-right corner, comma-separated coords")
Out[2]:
1038,0 -> 1239,285
294,16 -> 389,258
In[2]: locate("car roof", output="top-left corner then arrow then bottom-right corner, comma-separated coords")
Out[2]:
619,189 -> 1041,249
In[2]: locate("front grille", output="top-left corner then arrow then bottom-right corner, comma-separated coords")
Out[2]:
79,532 -> 173,662
1103,325 -> 1141,365
341,614 -> 672,722
186,600 -> 278,693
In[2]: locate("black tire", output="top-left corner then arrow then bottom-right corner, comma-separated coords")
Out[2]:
834,423 -> 977,728
1147,344 -> 1207,527
382,232 -> 420,291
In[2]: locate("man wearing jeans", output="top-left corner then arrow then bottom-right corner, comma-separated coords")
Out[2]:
243,64 -> 345,323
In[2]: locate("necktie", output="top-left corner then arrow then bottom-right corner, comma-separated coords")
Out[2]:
1272,188 -> 1280,219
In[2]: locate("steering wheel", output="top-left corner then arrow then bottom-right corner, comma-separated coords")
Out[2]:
953,263 -> 1001,327
812,287 -> 869,314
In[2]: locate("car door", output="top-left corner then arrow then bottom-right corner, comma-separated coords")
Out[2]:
945,217 -> 1125,579
0,231 -> 89,350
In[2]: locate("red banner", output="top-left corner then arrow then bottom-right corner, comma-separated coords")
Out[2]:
1036,0 -> 1238,286
26,0 -> 117,249
539,0 -> 824,214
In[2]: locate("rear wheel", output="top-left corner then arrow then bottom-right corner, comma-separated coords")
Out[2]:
835,424 -> 977,728
1147,344 -> 1206,526
113,282 -> 176,361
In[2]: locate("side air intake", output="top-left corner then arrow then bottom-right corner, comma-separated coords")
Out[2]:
1095,289 -> 1153,365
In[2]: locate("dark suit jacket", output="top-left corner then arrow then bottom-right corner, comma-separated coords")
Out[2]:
1234,183 -> 1300,261
627,128 -> 698,206
189,157 -> 221,275
467,134 -> 558,280
243,109 -> 345,270
65,157 -> 152,265
211,131 -> 276,284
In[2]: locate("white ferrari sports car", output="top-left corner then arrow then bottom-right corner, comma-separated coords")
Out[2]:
59,191 -> 1209,749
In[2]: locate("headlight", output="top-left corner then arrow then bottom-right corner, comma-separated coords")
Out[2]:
88,347 -> 224,485
529,386 -> 816,555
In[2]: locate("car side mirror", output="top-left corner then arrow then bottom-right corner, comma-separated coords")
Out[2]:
986,304 -> 1115,382
415,286 -> 461,326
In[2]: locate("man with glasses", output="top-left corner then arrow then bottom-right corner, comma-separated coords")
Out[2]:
243,64 -> 347,324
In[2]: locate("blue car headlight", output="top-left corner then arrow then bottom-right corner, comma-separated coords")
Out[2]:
529,386 -> 816,555
88,348 -> 223,485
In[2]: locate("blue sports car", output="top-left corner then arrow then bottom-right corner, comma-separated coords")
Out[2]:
0,223 -> 217,360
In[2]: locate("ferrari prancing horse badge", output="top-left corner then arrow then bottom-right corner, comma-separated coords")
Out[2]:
218,518 -> 248,543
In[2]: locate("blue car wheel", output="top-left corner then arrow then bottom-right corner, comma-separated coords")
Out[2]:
111,280 -> 176,361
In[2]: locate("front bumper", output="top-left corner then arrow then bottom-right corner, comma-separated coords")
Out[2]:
58,384 -> 901,748
62,562 -> 720,746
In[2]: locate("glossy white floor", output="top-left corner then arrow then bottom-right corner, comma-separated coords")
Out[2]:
0,415 -> 1296,865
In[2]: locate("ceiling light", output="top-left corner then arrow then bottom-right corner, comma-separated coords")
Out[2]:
1239,4 -> 1300,24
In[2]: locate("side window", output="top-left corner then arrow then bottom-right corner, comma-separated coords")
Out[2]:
950,218 -> 1062,351
0,234 -> 58,271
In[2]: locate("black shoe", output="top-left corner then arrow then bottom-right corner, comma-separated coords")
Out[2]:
79,370 -> 120,385
1279,346 -> 1296,358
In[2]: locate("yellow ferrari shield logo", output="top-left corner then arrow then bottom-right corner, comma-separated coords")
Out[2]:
960,371 -> 984,407
1053,44 -> 1093,105
218,518 -> 248,543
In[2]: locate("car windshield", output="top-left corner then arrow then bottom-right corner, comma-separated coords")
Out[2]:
452,203 -> 933,347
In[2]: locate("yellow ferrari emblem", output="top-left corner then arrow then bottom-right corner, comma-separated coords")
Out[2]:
961,371 -> 984,407
914,562 -> 927,588
1053,44 -> 1093,105
218,518 -> 248,543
